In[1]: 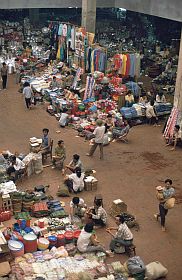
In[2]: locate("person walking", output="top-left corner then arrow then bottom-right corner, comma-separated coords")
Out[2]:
23,82 -> 33,109
1,62 -> 8,90
15,59 -> 21,84
86,119 -> 105,159
154,179 -> 175,232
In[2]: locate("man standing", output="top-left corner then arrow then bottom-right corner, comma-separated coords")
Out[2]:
1,62 -> 8,90
106,215 -> 133,253
154,179 -> 175,232
86,119 -> 105,159
23,82 -> 33,109
52,140 -> 66,174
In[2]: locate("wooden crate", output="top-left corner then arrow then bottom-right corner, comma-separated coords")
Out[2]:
110,199 -> 127,217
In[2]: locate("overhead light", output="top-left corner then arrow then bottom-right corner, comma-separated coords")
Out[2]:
119,8 -> 126,11
68,7 -> 73,8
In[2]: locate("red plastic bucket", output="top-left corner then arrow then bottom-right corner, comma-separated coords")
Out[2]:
74,230 -> 81,239
23,233 -> 37,253
8,240 -> 24,257
64,231 -> 73,243
57,234 -> 65,247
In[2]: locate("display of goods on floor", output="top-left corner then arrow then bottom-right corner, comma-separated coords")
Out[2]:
8,249 -> 140,280
32,202 -> 49,218
10,192 -> 23,213
120,213 -> 139,230
14,212 -> 31,221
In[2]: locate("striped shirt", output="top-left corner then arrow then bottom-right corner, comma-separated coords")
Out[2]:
92,206 -> 107,224
116,222 -> 133,240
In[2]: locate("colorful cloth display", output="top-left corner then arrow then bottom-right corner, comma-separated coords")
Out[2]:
84,76 -> 95,100
72,68 -> 83,89
86,47 -> 107,73
163,107 -> 179,138
113,53 -> 141,77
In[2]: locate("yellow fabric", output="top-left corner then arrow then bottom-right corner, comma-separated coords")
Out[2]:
56,42 -> 60,60
122,54 -> 127,75
125,95 -> 134,103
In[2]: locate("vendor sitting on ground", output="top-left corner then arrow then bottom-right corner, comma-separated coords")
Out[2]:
112,119 -> 130,142
52,140 -> 66,173
105,114 -> 115,133
7,155 -> 25,182
65,154 -> 84,173
166,125 -> 181,151
125,90 -> 134,107
106,215 -> 133,254
65,71 -> 74,88
70,197 -> 87,219
77,223 -> 113,256
156,92 -> 166,103
40,128 -> 51,155
65,167 -> 84,193
50,76 -> 59,89
86,199 -> 107,227
59,108 -> 69,128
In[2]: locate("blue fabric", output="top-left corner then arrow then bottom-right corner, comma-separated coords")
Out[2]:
58,24 -> 63,36
126,81 -> 140,97
42,135 -> 49,147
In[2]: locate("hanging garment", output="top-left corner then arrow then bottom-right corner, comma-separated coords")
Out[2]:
71,27 -> 75,50
84,76 -> 95,100
121,54 -> 127,76
125,54 -> 131,76
62,24 -> 68,37
135,53 -> 141,78
58,24 -> 63,36
67,25 -> 72,39
163,107 -> 179,138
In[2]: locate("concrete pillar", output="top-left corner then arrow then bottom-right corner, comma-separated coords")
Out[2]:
29,8 -> 40,25
82,0 -> 96,34
174,30 -> 182,111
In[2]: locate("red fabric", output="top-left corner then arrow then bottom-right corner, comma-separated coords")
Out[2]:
125,54 -> 131,76
114,54 -> 122,70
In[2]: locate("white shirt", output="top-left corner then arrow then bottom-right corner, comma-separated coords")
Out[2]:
23,86 -> 32,99
156,94 -> 166,103
70,198 -> 85,208
59,113 -> 69,126
68,173 -> 84,192
93,126 -> 105,143
77,229 -> 92,252
146,105 -> 156,118
116,223 -> 133,240
13,158 -> 25,171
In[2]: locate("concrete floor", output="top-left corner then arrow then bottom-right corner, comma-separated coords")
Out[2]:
0,76 -> 182,279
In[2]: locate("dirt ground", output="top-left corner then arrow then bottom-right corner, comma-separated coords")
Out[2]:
0,76 -> 182,279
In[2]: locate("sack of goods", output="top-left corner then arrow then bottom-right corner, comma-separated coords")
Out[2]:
127,256 -> 146,275
164,197 -> 175,209
57,184 -> 70,197
145,261 -> 168,280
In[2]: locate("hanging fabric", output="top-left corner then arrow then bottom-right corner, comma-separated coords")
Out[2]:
84,76 -> 95,100
113,53 -> 140,78
163,107 -> 179,138
72,68 -> 83,89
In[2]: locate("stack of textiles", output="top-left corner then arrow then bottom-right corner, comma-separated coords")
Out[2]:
120,107 -> 137,119
154,103 -> 172,116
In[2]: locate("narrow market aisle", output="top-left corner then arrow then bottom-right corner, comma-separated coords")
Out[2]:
1,75 -> 182,279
